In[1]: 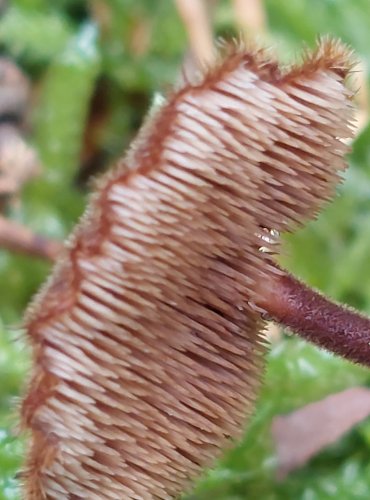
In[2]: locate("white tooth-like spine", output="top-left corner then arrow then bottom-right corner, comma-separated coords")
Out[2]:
22,39 -> 354,499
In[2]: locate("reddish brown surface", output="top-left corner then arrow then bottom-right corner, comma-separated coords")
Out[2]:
257,270 -> 370,366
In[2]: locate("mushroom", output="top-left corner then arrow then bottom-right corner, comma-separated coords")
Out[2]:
21,39 -> 368,499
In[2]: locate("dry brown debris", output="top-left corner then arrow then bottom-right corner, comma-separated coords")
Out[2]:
272,387 -> 370,479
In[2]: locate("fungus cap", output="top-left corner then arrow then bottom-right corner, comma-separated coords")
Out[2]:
22,39 -> 354,499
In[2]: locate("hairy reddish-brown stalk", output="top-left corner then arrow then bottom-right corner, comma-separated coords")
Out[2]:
256,269 -> 370,366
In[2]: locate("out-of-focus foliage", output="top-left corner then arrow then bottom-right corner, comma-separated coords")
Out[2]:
0,0 -> 369,498
0,5 -> 74,66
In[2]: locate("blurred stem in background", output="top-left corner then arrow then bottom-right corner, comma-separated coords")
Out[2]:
232,0 -> 267,39
174,0 -> 215,65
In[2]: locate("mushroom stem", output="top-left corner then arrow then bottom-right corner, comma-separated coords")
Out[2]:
256,269 -> 370,366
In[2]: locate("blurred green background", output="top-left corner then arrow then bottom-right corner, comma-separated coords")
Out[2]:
0,0 -> 370,498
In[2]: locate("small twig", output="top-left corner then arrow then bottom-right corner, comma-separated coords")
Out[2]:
0,216 -> 62,261
232,0 -> 267,40
174,0 -> 215,66
353,60 -> 369,132
256,269 -> 370,366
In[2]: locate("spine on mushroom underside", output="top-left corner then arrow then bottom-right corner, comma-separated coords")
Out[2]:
21,39 -> 356,499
